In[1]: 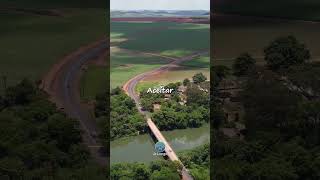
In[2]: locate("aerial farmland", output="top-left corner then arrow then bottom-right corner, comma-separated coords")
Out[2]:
109,9 -> 211,180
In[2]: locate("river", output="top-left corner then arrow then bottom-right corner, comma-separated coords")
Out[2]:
110,124 -> 209,164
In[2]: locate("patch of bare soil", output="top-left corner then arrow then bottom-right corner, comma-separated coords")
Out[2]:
118,64 -> 133,68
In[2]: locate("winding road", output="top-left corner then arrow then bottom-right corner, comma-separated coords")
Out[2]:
123,50 -> 208,180
123,51 -> 209,110
43,36 -> 207,178
43,39 -> 108,165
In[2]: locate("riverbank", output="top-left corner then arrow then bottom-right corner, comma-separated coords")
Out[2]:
111,124 -> 209,164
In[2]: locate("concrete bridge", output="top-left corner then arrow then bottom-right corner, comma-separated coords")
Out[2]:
146,118 -> 193,180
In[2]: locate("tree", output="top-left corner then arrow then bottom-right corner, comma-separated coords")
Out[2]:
111,87 -> 122,95
150,167 -> 180,180
241,70 -> 301,134
134,164 -> 151,180
190,165 -> 210,180
0,79 -> 105,179
46,113 -> 82,151
186,85 -> 209,106
95,92 -> 108,117
212,108 -> 225,129
5,79 -> 36,105
264,36 -> 310,71
192,73 -> 207,84
187,110 -> 204,128
233,53 -> 256,76
183,78 -> 191,86
212,65 -> 230,87
109,90 -> 145,140
141,98 -> 154,112
0,96 -> 4,110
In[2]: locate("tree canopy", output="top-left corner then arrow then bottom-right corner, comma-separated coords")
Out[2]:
233,53 -> 256,76
192,73 -> 207,84
0,80 -> 106,179
264,36 -> 310,71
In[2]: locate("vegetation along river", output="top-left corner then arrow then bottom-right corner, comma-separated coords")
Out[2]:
110,124 -> 209,164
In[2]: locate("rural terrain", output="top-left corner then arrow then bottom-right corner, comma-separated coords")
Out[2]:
109,11 -> 210,179
212,1 -> 320,179
0,1 -> 109,179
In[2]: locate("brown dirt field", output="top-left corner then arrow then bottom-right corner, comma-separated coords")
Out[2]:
112,17 -> 209,24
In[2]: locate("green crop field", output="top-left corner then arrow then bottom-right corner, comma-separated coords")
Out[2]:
111,22 -> 209,57
110,50 -> 171,89
110,21 -> 210,91
0,9 -> 106,88
213,15 -> 320,67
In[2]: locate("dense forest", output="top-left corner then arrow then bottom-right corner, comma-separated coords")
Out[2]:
142,75 -> 210,131
0,79 -> 106,179
96,87 -> 146,141
111,160 -> 181,180
213,36 -> 320,179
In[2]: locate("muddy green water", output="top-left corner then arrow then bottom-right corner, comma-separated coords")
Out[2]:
110,124 -> 209,164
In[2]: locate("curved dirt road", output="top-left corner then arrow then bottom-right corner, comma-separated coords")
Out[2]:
123,51 -> 209,108
43,39 -> 108,165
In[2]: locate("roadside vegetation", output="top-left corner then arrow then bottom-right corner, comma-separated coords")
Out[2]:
213,35 -> 320,179
0,79 -> 106,179
95,88 -> 146,141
